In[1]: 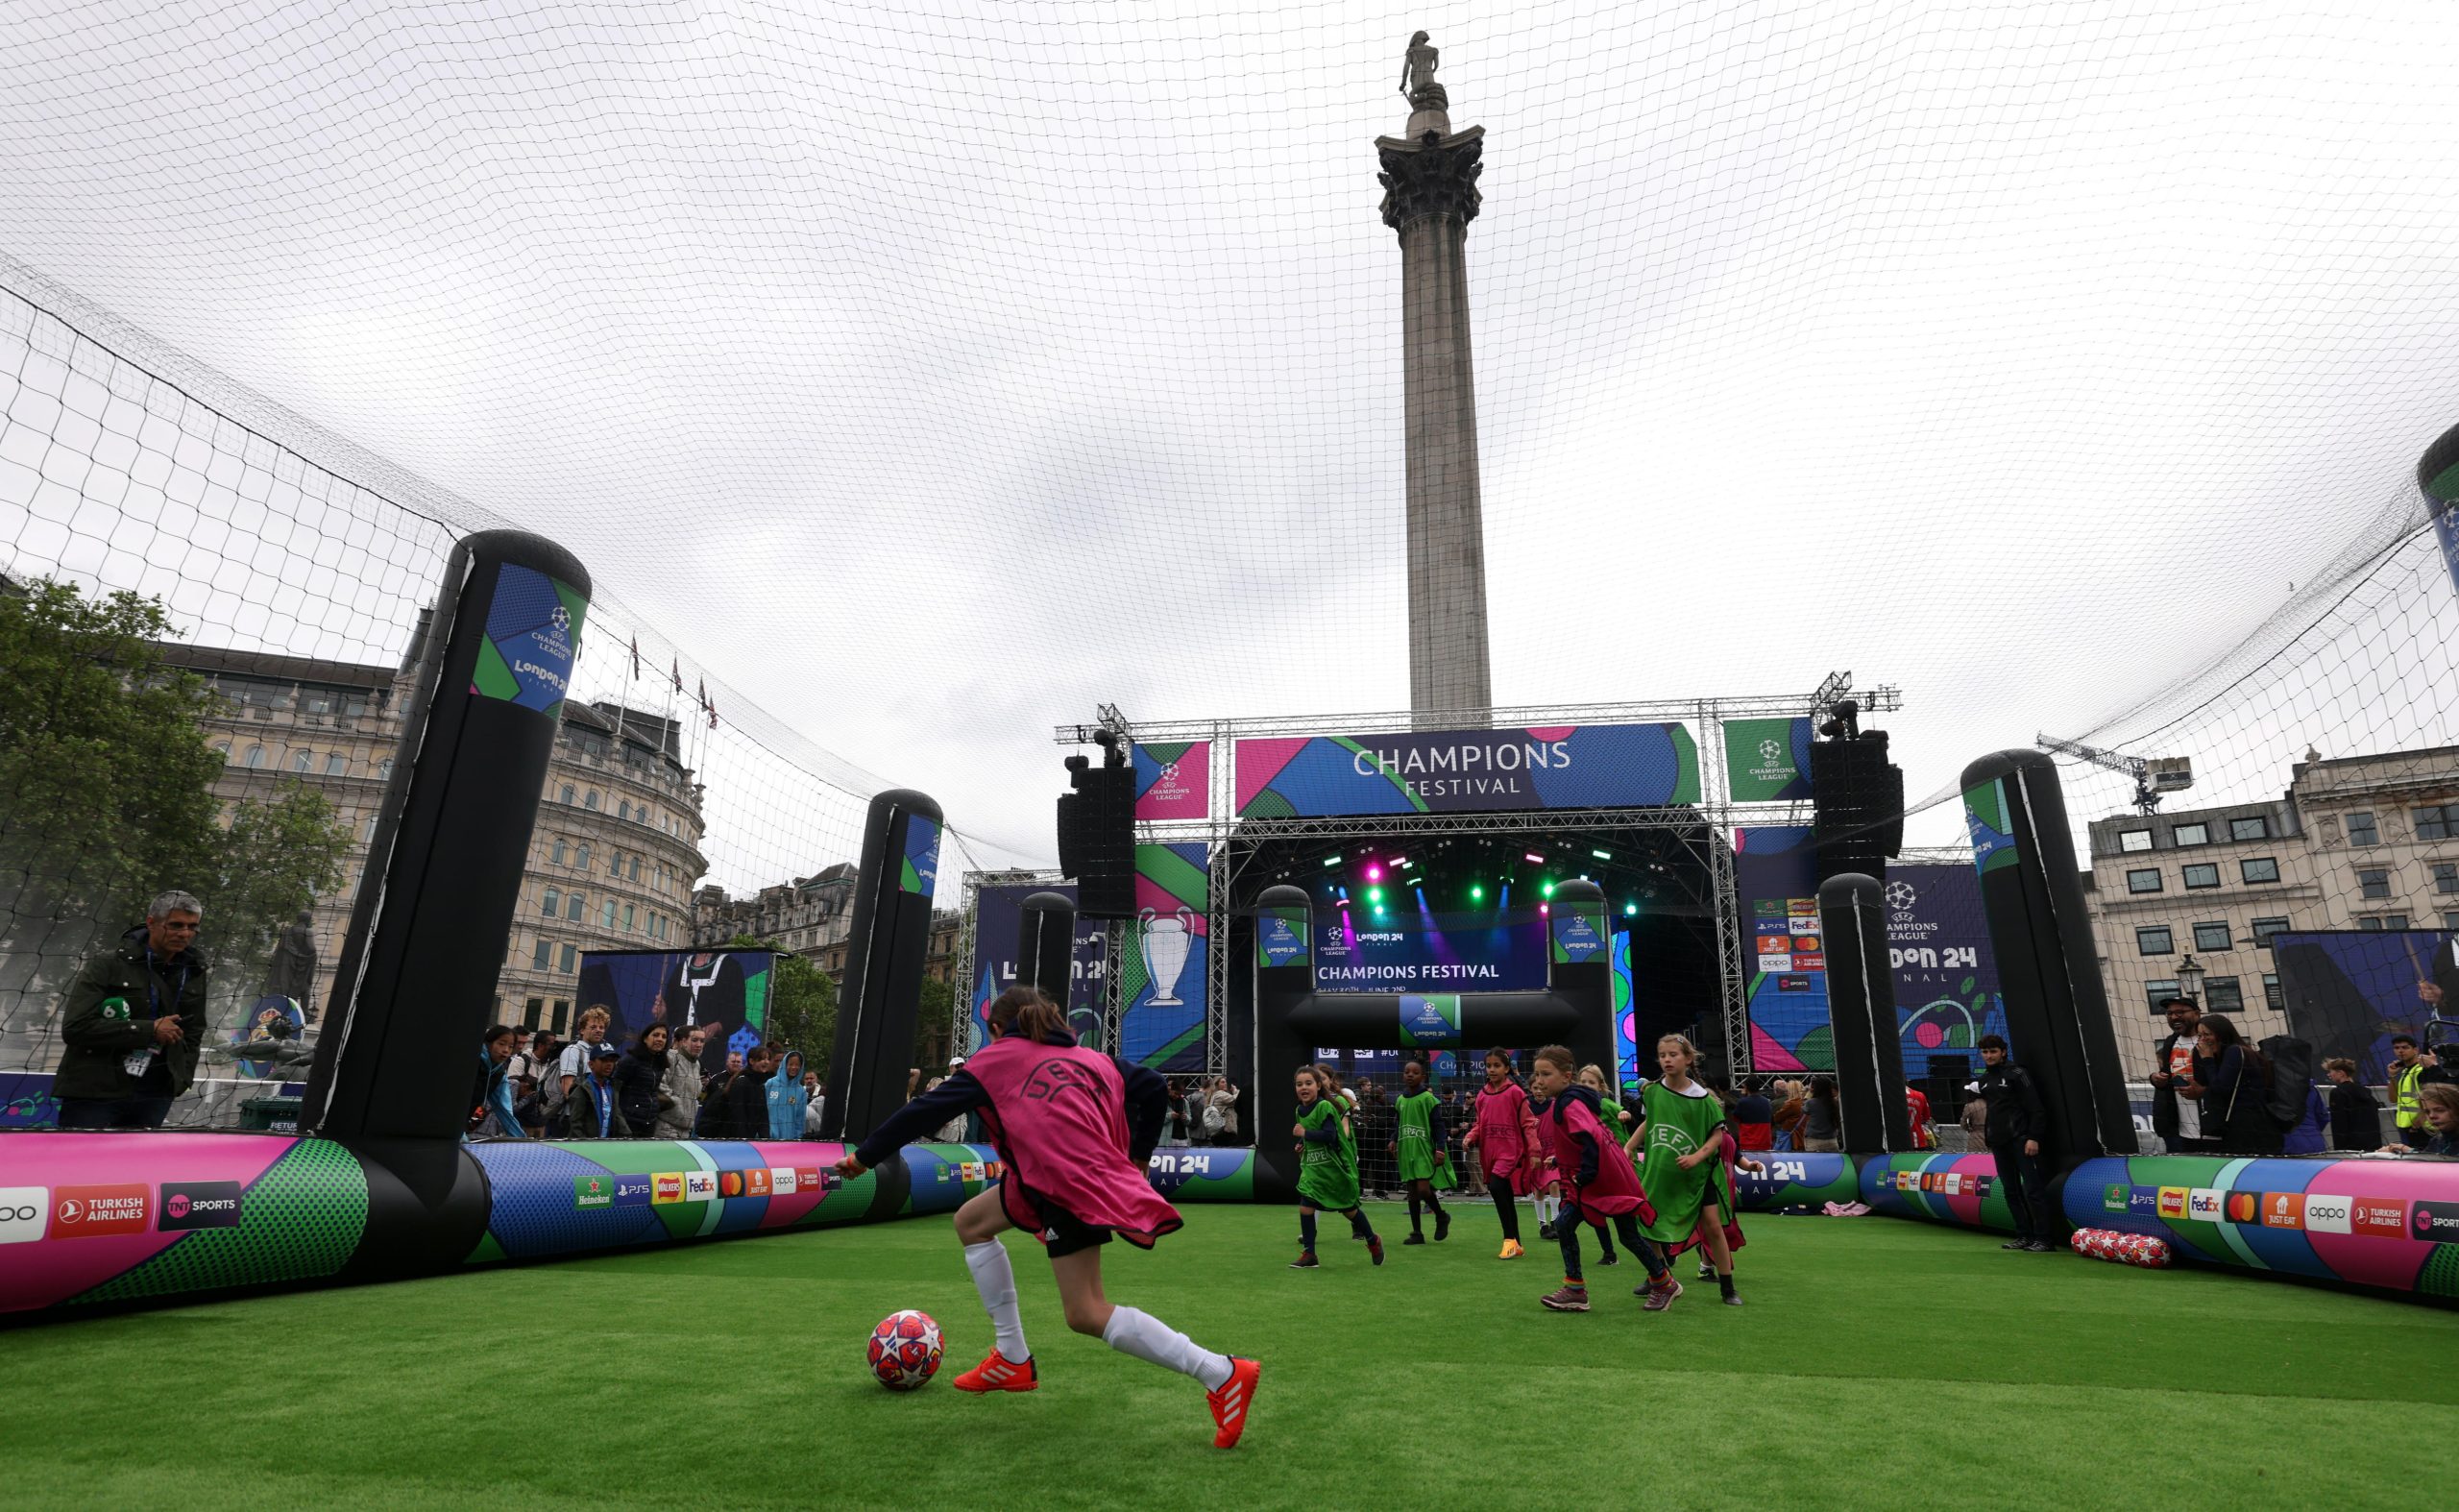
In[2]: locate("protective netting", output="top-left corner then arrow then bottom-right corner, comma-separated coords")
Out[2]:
8,3 -> 2459,1125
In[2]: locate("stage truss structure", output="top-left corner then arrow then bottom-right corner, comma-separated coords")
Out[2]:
1034,680 -> 1904,1078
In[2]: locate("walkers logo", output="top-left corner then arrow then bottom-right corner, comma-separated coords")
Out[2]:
0,1185 -> 46,1245
651,1173 -> 685,1204
2301,1194 -> 2351,1233
2224,1191 -> 2259,1225
2156,1186 -> 2189,1219
685,1171 -> 717,1201
2102,1183 -> 2127,1213
745,1168 -> 771,1197
573,1175 -> 614,1210
2350,1200 -> 2407,1239
159,1181 -> 242,1231
961,1161 -> 986,1183
2260,1193 -> 2305,1231
53,1183 -> 149,1237
2411,1201 -> 2459,1241
613,1176 -> 653,1208
2186,1188 -> 2223,1221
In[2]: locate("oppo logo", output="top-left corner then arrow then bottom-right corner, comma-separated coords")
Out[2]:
0,1185 -> 44,1244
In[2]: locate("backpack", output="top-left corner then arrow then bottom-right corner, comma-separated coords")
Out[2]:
2258,1035 -> 2313,1132
1201,1098 -> 1225,1136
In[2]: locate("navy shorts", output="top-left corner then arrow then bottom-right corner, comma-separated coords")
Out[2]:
1039,1205 -> 1113,1258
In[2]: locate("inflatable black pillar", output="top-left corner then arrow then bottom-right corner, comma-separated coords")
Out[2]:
817,790 -> 943,1142
304,530 -> 590,1145
1016,890 -> 1078,1005
1546,881 -> 1616,1078
2416,420 -> 2459,600
1960,750 -> 2136,1158
1818,873 -> 1912,1153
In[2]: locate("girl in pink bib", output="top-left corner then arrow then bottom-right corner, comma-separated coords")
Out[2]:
1464,1048 -> 1540,1258
838,987 -> 1259,1447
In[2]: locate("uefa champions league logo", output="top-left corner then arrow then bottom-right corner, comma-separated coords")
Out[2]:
1884,880 -> 1916,915
1156,761 -> 1179,784
550,605 -> 571,632
1759,738 -> 1783,764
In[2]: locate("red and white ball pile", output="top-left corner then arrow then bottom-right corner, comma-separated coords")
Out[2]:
866,1309 -> 944,1390
2070,1227 -> 2172,1268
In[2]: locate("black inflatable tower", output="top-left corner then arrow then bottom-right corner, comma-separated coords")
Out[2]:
1817,872 -> 1912,1153
1960,749 -> 2135,1158
1016,890 -> 1079,1006
818,790 -> 943,1142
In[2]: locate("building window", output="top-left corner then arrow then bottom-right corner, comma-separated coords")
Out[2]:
566,892 -> 584,921
618,800 -> 631,822
2262,974 -> 2283,1011
325,753 -> 348,775
559,944 -> 577,973
541,887 -> 560,917
2144,979 -> 2180,1012
2172,822 -> 2210,847
584,791 -> 600,811
363,815 -> 378,842
2181,864 -> 2221,890
523,996 -> 545,1029
2355,915 -> 2411,932
2250,916 -> 2289,947
2205,977 -> 2244,1012
575,843 -> 592,870
559,783 -> 575,804
2417,804 -> 2459,841
551,999 -> 570,1034
2229,816 -> 2268,841
2127,868 -> 2163,894
2136,926 -> 2174,956
2357,867 -> 2392,900
2118,829 -> 2153,853
2192,921 -> 2232,952
2240,857 -> 2280,884
2437,863 -> 2459,895
622,903 -> 636,931
243,745 -> 265,768
552,838 -> 569,866
532,938 -> 550,968
601,899 -> 618,928
609,849 -> 622,876
2348,811 -> 2379,846
288,749 -> 312,772
628,855 -> 642,882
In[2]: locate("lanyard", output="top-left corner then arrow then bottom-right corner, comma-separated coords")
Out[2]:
144,948 -> 189,1021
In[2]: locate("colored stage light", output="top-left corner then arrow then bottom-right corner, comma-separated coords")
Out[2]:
1540,880 -> 1556,899
1592,848 -> 1611,860
1523,852 -> 1546,864
1624,902 -> 1639,916
1364,864 -> 1382,881
1366,886 -> 1383,904
1539,903 -> 1550,916
1393,857 -> 1413,869
1469,884 -> 1485,902
1323,855 -> 1343,867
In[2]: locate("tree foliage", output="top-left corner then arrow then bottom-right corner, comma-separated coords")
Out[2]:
727,934 -> 837,1063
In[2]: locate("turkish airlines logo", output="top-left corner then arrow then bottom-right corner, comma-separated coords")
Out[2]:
0,1185 -> 45,1245
53,1183 -> 149,1237
2351,1201 -> 2408,1240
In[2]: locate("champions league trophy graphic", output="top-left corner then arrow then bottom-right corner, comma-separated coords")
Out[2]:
1139,907 -> 1194,1007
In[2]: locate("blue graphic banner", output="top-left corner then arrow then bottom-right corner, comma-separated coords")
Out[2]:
1236,723 -> 1699,817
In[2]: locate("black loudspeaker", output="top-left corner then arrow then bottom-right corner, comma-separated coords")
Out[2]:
1810,731 -> 1904,883
1058,756 -> 1137,918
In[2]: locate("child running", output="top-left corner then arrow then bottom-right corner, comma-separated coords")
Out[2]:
1311,1063 -> 1376,1242
1464,1048 -> 1540,1258
1624,1033 -> 1744,1306
1527,1045 -> 1674,1311
1291,1063 -> 1383,1268
1389,1059 -> 1451,1244
1572,1064 -> 1626,1265
836,987 -> 1260,1447
1527,1078 -> 1561,1241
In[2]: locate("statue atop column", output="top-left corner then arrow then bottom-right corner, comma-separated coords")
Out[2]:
266,908 -> 318,1017
1398,31 -> 1447,110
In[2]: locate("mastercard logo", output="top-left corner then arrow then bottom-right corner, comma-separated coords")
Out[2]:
2224,1191 -> 2258,1225
718,1171 -> 743,1198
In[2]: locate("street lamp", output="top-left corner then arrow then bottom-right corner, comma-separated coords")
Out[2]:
2176,954 -> 2205,1004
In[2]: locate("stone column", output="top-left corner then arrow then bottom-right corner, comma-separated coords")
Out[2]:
1378,85 -> 1492,721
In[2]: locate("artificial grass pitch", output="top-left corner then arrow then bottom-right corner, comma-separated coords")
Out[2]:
6,1206 -> 2455,1510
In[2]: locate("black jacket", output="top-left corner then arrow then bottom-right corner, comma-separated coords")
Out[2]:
2150,1031 -> 2195,1141
2195,1046 -> 2283,1156
1977,1061 -> 2049,1149
2326,1080 -> 2380,1151
54,926 -> 209,1101
613,1045 -> 667,1132
716,1067 -> 769,1139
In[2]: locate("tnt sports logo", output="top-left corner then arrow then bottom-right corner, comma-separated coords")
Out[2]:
2351,1200 -> 2408,1239
0,1185 -> 44,1245
1758,739 -> 1784,764
550,604 -> 571,632
2301,1194 -> 2351,1233
2411,1201 -> 2459,1241
2260,1193 -> 2305,1231
1022,1058 -> 1104,1105
1884,881 -> 1917,915
2186,1188 -> 2223,1222
159,1182 -> 241,1232
2156,1186 -> 2189,1219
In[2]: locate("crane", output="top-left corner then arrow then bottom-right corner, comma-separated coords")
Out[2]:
2035,733 -> 2194,816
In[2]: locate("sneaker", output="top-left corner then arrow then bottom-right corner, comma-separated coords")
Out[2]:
1368,1234 -> 1385,1266
1721,1291 -> 1744,1306
953,1350 -> 1038,1394
1540,1285 -> 1592,1312
1498,1239 -> 1524,1260
1288,1252 -> 1319,1270
1597,1249 -> 1619,1266
1697,1260 -> 1716,1280
1434,1210 -> 1451,1242
1207,1357 -> 1260,1449
2000,1239 -> 2032,1251
1401,1232 -> 1425,1246
1537,1222 -> 1558,1242
1642,1278 -> 1683,1311
2024,1239 -> 2057,1253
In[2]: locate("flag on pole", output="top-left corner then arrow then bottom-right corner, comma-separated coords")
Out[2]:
671,658 -> 685,695
698,677 -> 718,730
629,636 -> 642,680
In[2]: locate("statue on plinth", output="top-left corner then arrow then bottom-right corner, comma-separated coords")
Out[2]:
266,909 -> 318,1018
1399,30 -> 1447,110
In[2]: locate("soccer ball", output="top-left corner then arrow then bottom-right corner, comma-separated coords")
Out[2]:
866,1309 -> 943,1391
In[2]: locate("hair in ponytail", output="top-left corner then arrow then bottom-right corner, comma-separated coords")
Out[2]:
1532,1044 -> 1576,1077
986,986 -> 1069,1044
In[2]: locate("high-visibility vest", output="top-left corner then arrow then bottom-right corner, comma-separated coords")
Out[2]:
2393,1061 -> 2424,1129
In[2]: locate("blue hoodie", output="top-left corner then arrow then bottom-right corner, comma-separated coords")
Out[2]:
766,1051 -> 808,1139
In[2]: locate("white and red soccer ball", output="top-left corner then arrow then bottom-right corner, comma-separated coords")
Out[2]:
867,1309 -> 944,1391
2069,1227 -> 2172,1269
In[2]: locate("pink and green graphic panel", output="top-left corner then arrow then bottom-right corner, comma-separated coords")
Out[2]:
1132,740 -> 1209,820
899,815 -> 941,895
1235,723 -> 1698,817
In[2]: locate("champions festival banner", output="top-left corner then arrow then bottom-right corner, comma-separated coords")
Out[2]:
1234,723 -> 1698,817
575,950 -> 772,1070
967,883 -> 1108,1051
1736,833 -> 2007,1074
2273,929 -> 2458,1084
1132,740 -> 1209,821
1721,717 -> 1814,802
1122,842 -> 1210,1071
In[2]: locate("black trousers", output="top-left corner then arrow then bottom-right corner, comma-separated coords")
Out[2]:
1989,1142 -> 2054,1242
57,1095 -> 174,1129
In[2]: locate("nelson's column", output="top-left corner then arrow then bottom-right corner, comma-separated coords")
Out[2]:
1378,32 -> 1492,719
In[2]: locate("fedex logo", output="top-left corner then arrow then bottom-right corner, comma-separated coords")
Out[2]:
2186,1188 -> 2223,1221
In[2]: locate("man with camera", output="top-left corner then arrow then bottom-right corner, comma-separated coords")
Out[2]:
53,890 -> 210,1129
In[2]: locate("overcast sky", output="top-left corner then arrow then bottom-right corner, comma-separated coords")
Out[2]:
8,0 -> 2459,883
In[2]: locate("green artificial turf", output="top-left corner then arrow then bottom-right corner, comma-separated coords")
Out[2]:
5,1205 -> 2455,1509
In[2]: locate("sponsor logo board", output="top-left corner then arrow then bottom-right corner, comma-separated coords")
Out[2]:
2260,1193 -> 2304,1230
574,1175 -> 614,1209
159,1181 -> 242,1231
0,1184 -> 48,1244
2157,1186 -> 2188,1219
2224,1191 -> 2258,1225
613,1176 -> 653,1208
652,1173 -> 685,1204
795,1168 -> 823,1193
2410,1201 -> 2459,1241
2351,1200 -> 2407,1239
2301,1193 -> 2350,1233
2187,1188 -> 2223,1221
768,1166 -> 797,1196
53,1183 -> 149,1237
745,1169 -> 771,1197
684,1171 -> 717,1201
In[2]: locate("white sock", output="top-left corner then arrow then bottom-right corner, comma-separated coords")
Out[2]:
1101,1305 -> 1233,1391
962,1240 -> 1030,1362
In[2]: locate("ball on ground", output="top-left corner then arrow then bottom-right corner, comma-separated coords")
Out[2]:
866,1309 -> 944,1391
